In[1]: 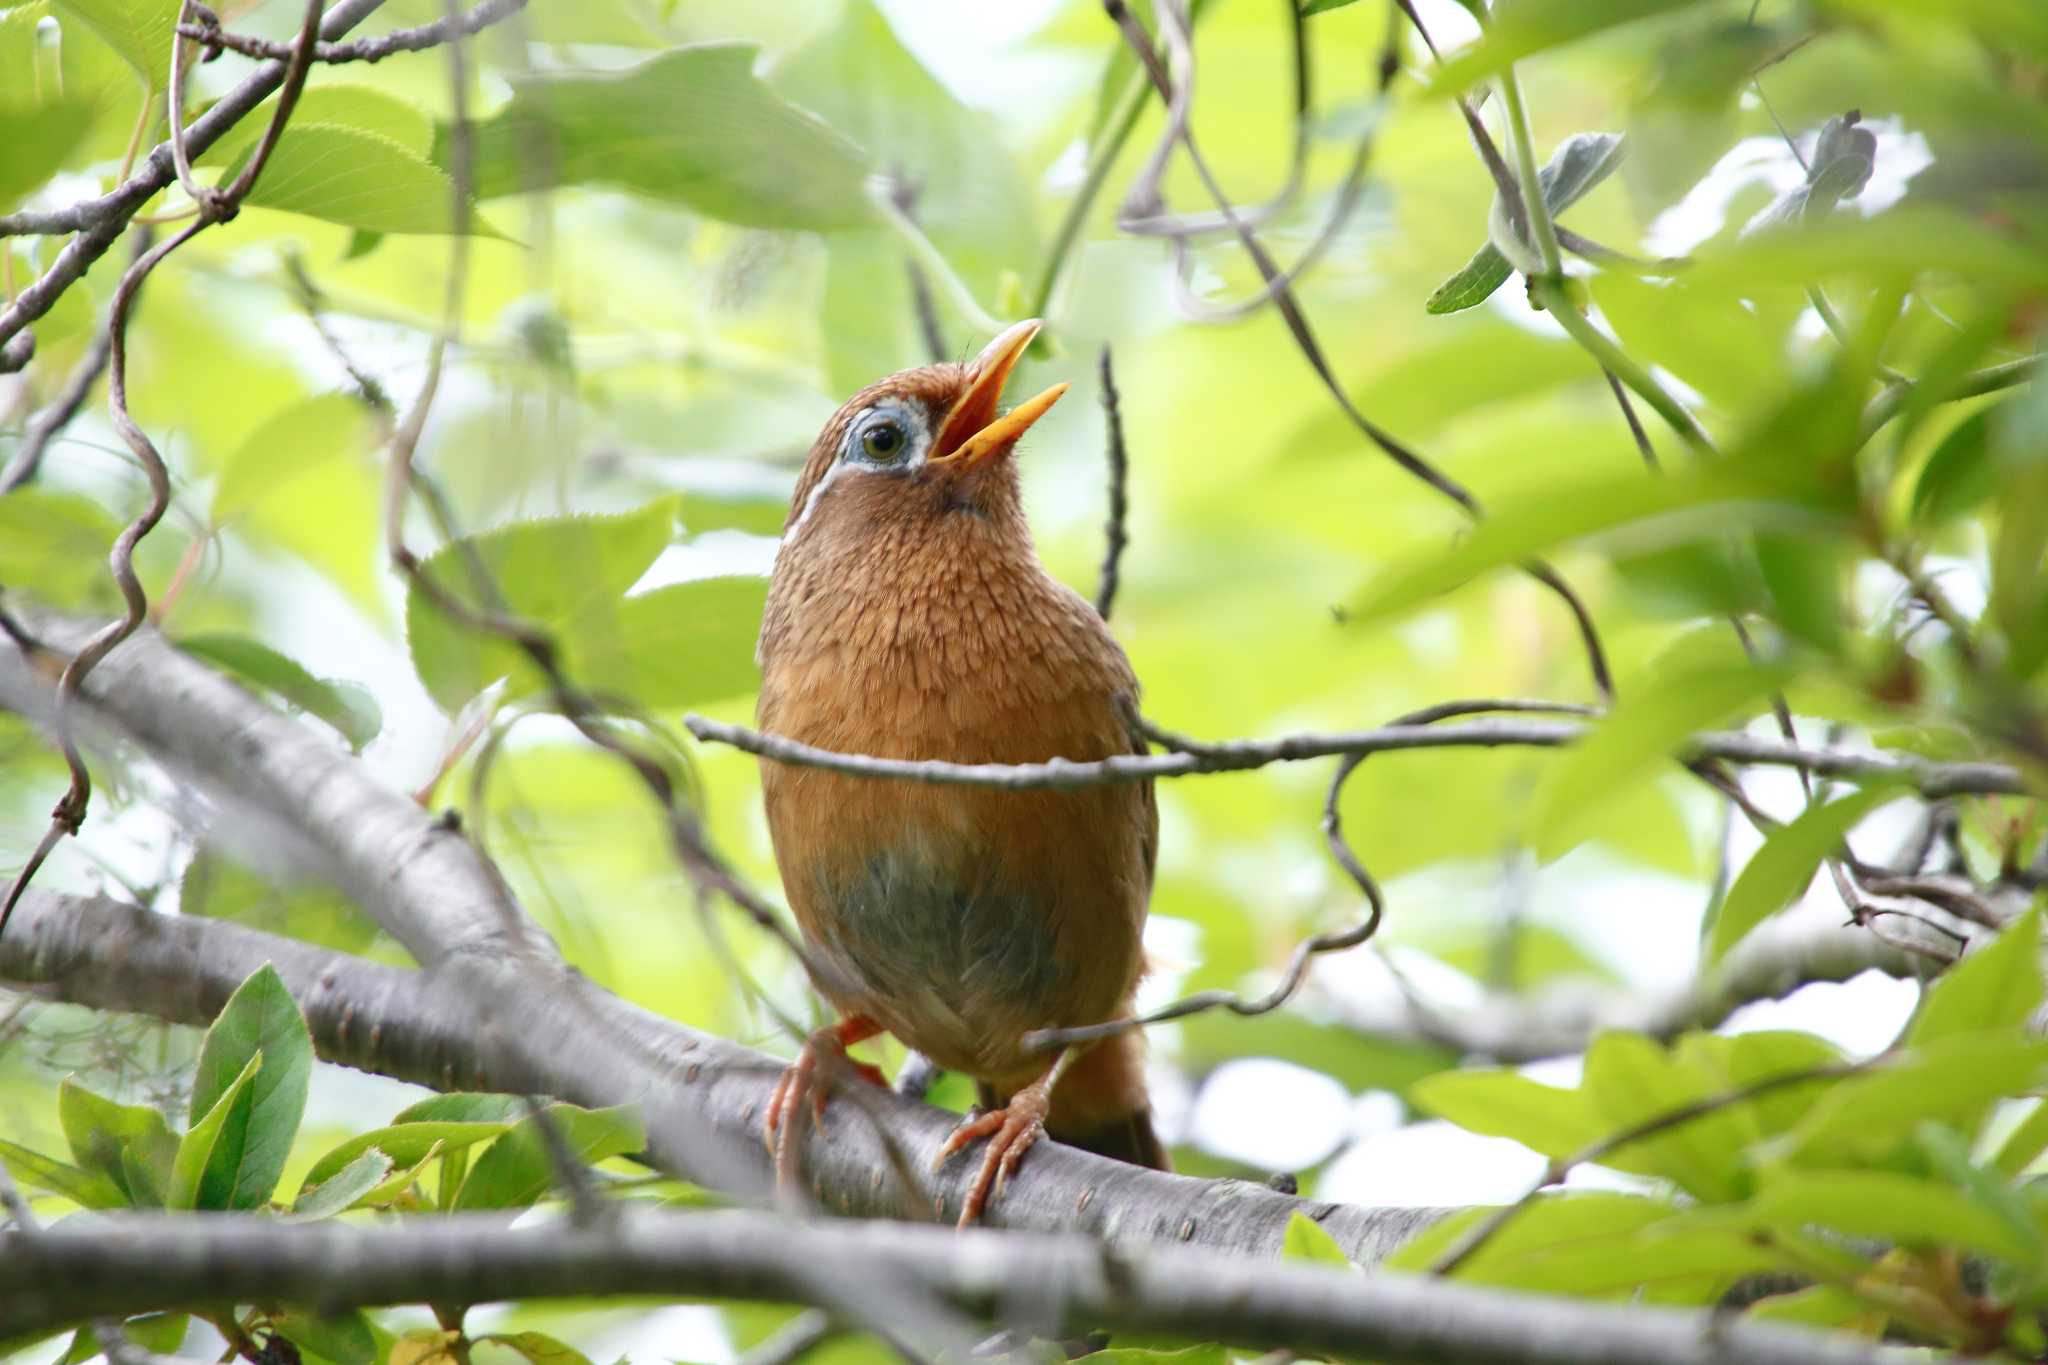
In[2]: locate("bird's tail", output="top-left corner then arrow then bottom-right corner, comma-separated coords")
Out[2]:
1061,1106 -> 1170,1170
1043,1028 -> 1171,1171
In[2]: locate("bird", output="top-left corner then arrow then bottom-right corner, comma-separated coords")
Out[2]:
754,318 -> 1166,1226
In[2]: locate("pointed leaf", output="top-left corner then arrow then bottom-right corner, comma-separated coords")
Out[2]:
462,45 -> 872,230
190,963 -> 312,1210
1908,907 -> 2042,1046
299,1122 -> 510,1195
453,1102 -> 643,1211
168,1050 -> 261,1210
291,1147 -> 395,1220
0,1138 -> 125,1209
177,633 -> 381,752
1282,1211 -> 1355,1266
58,1079 -> 177,1204
404,499 -> 677,712
233,124 -> 496,236
1706,786 -> 1904,964
1532,656 -> 1788,861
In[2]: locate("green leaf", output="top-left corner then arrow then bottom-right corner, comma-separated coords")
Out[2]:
1912,407 -> 2000,525
478,1332 -> 596,1365
1282,1211 -> 1355,1266
1746,1285 -> 1882,1331
1347,454 -> 1836,625
1991,1098 -> 2048,1178
291,1147 -> 394,1220
1430,0 -> 1714,93
677,491 -> 788,539
57,1079 -> 176,1205
1700,1169 -> 2034,1262
212,392 -> 382,611
461,45 -> 872,230
403,499 -> 678,712
1073,1349 -> 1226,1365
1705,787 -> 1904,964
1531,655 -> 1787,862
1753,532 -> 1845,653
298,1122 -> 511,1195
391,1093 -> 533,1125
1385,1191 -> 1767,1297
188,963 -> 313,1210
59,1315 -> 187,1365
1908,907 -> 2043,1046
0,1137 -> 125,1209
53,0 -> 177,89
1432,131 -> 1626,313
198,85 -> 435,167
0,98 -> 97,206
1788,1037 -> 2048,1169
0,489 -> 124,611
1409,1068 -> 1606,1158
168,1050 -> 261,1211
181,844 -> 382,956
231,124 -> 496,236
1915,1123 -> 2044,1272
273,1310 -> 379,1365
1425,244 -> 1516,315
575,577 -> 766,709
452,1102 -> 644,1211
1582,1033 -> 1752,1202
176,633 -> 381,752
1301,0 -> 1362,11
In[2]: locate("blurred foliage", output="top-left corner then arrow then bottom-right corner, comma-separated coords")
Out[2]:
1,0 -> 2046,1358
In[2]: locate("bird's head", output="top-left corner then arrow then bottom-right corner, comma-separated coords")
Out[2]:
779,319 -> 1068,551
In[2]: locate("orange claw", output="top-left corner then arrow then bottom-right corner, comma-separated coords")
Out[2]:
763,1016 -> 884,1196
934,1078 -> 1052,1229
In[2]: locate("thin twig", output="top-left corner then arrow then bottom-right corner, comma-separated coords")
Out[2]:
0,229 -> 153,493
685,712 -> 2027,800
885,173 -> 947,365
177,0 -> 528,65
1094,345 -> 1130,621
0,0 -> 331,937
1021,701 -> 1596,1054
1108,0 -> 1613,701
518,1095 -> 611,1230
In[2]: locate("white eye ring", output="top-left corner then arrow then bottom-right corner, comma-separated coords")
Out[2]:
843,401 -> 929,470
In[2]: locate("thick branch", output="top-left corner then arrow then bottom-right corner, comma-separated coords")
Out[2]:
0,889 -> 1442,1263
0,1209 -> 1923,1365
0,612 -> 1443,1262
686,715 -> 2027,800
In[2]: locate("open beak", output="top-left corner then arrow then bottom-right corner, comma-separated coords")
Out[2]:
929,319 -> 1069,468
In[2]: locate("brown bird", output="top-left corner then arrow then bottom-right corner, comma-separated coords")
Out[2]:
755,319 -> 1166,1225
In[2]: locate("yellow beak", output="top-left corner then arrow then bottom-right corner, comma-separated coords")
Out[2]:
930,319 -> 1069,468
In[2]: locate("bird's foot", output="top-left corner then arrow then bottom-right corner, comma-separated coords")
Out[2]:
763,1016 -> 883,1196
933,1080 -> 1052,1229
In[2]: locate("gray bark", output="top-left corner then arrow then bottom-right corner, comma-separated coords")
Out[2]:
0,1209 -> 1927,1365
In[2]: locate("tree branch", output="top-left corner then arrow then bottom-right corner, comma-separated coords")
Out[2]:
0,1208 -> 1926,1365
684,714 -> 2027,799
177,0 -> 526,65
1315,902 -> 1948,1063
0,615 -> 1444,1263
0,0 -> 390,363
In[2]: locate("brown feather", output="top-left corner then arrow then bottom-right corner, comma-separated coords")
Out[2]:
757,365 -> 1164,1167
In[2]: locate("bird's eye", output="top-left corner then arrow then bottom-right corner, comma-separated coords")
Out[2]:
860,421 -> 906,462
